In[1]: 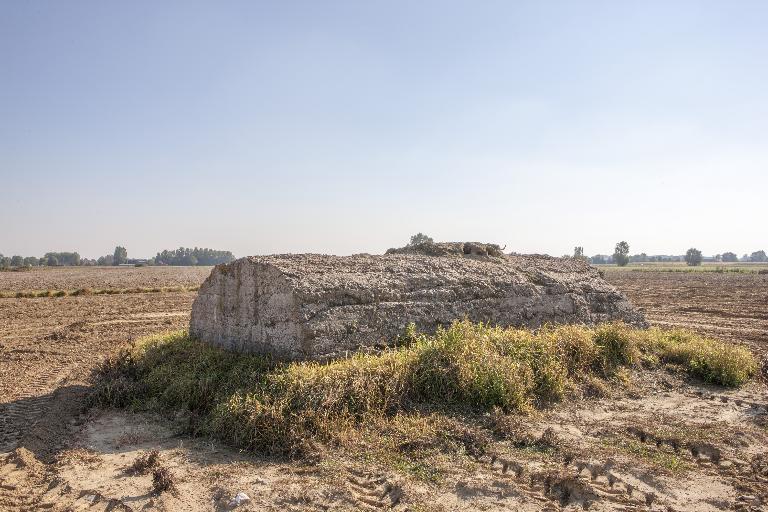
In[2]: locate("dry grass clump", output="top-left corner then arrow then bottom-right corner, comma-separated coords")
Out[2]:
125,449 -> 160,475
91,321 -> 757,456
151,466 -> 176,494
124,449 -> 176,495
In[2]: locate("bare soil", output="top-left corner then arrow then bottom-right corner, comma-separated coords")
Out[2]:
1,267 -> 766,511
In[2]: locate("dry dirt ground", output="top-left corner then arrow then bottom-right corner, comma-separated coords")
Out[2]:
1,267 -> 766,511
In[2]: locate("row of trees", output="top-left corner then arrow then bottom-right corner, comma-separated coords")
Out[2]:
0,249 -> 125,267
1,246 -> 235,267
0,252 -> 84,267
590,254 -> 688,264
0,255 -> 40,267
578,243 -> 767,267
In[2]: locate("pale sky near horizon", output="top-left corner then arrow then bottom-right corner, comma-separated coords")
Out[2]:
2,1 -> 766,259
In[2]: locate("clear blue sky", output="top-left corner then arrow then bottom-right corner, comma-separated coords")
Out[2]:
2,1 -> 766,259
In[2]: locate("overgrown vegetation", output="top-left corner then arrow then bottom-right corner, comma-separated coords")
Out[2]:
91,322 -> 757,457
408,233 -> 434,246
638,328 -> 756,387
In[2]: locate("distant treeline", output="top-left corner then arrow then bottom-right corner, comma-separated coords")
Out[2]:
1,246 -> 235,267
154,248 -> 235,266
0,252 -> 84,267
589,250 -> 767,265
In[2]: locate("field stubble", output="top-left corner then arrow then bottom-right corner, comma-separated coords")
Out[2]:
0,265 -> 211,293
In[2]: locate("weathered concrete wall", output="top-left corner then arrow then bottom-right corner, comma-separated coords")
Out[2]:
190,247 -> 646,361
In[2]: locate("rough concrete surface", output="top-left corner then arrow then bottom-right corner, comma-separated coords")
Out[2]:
190,243 -> 646,360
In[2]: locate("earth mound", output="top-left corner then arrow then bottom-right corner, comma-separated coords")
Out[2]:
190,244 -> 646,360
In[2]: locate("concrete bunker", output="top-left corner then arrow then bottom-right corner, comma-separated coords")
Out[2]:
190,243 -> 646,361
